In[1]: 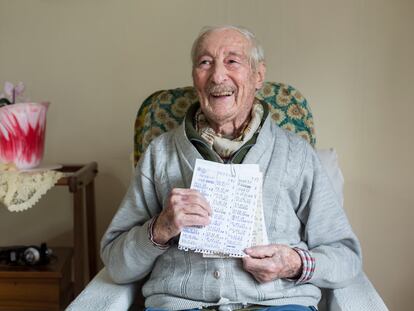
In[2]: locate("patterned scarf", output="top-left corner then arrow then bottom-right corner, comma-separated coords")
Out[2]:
196,101 -> 264,159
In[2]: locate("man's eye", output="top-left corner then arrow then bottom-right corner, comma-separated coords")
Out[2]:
199,60 -> 211,66
227,59 -> 241,66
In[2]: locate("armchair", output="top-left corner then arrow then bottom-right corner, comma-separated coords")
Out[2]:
67,83 -> 388,311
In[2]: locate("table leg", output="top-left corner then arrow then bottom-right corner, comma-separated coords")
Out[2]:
86,180 -> 97,278
73,188 -> 85,296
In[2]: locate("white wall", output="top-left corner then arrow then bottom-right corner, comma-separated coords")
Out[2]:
0,0 -> 413,309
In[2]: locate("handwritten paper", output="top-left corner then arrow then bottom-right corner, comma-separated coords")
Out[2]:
251,182 -> 269,247
178,159 -> 266,257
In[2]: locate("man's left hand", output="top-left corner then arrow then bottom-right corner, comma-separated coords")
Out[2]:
242,244 -> 302,283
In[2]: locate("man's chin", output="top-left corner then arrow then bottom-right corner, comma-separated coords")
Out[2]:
203,106 -> 236,124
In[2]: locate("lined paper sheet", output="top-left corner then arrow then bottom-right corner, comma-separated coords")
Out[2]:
251,180 -> 269,247
178,159 -> 265,257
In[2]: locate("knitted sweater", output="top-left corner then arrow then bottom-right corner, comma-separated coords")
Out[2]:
100,116 -> 362,310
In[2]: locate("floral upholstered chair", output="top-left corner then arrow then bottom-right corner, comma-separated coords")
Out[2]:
67,83 -> 388,311
134,82 -> 315,166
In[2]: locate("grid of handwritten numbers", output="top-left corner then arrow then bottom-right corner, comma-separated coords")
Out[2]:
180,164 -> 260,256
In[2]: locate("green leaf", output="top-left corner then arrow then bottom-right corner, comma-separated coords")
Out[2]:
0,98 -> 12,107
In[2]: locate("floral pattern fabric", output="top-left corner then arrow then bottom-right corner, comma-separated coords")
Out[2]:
134,82 -> 315,166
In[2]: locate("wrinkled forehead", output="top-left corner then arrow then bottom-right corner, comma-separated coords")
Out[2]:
195,29 -> 252,59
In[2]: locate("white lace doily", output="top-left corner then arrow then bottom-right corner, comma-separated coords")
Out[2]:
0,165 -> 64,212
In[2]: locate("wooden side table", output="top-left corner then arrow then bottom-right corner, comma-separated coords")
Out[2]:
0,247 -> 73,311
55,162 -> 98,295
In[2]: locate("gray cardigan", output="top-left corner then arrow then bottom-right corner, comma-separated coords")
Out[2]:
100,116 -> 362,310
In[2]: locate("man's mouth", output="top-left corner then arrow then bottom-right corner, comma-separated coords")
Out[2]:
211,91 -> 234,97
208,85 -> 236,98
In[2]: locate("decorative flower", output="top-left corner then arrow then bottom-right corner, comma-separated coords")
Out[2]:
151,127 -> 163,138
271,110 -> 286,123
176,97 -> 191,110
155,109 -> 169,123
165,119 -> 179,131
172,98 -> 191,117
158,92 -> 173,105
261,84 -> 275,98
184,89 -> 198,101
287,104 -> 305,120
276,87 -> 292,106
305,118 -> 314,129
0,82 -> 26,107
292,90 -> 305,103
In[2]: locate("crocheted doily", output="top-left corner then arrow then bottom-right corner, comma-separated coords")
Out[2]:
0,164 -> 64,212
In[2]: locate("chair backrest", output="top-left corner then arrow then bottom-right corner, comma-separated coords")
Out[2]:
134,82 -> 315,166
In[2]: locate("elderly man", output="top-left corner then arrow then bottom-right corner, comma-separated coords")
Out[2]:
101,26 -> 362,311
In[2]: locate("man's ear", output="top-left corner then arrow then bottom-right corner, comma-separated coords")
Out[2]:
255,62 -> 266,90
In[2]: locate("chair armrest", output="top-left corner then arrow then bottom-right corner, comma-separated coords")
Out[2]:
66,267 -> 138,311
321,273 -> 388,311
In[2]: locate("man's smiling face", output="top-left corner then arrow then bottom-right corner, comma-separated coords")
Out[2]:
192,29 -> 265,131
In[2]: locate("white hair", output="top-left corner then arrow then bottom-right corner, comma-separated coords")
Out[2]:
191,25 -> 265,71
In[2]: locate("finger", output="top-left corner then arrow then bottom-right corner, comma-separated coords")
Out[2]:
242,256 -> 272,272
169,189 -> 196,200
169,189 -> 212,215
171,188 -> 208,201
186,211 -> 210,218
180,214 -> 211,227
157,209 -> 211,235
244,244 -> 276,258
170,188 -> 201,196
180,191 -> 212,215
181,204 -> 211,218
163,203 -> 210,231
167,196 -> 211,218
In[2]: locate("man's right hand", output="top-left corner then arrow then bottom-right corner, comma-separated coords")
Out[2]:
152,188 -> 212,245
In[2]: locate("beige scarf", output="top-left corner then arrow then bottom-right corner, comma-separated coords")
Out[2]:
196,102 -> 264,159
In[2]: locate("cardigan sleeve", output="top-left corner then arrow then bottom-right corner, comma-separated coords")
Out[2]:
100,144 -> 168,284
293,143 -> 362,289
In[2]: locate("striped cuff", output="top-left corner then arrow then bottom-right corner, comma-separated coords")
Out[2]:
293,247 -> 315,283
147,216 -> 171,250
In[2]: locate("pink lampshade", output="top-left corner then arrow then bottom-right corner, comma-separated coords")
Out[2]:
0,102 -> 49,169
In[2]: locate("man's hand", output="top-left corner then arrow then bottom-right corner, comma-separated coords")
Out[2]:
242,244 -> 302,283
152,188 -> 212,245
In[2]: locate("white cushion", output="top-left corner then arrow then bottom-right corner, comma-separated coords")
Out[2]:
317,148 -> 344,205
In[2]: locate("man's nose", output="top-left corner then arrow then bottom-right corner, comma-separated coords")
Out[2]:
211,63 -> 228,84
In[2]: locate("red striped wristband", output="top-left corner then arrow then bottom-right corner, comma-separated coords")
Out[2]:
293,247 -> 315,283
